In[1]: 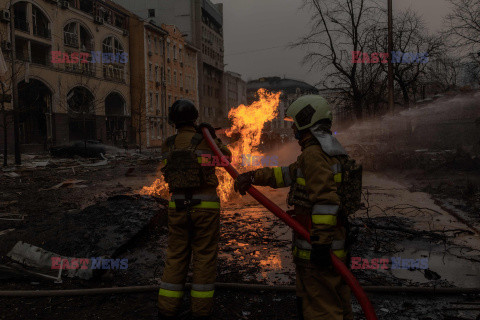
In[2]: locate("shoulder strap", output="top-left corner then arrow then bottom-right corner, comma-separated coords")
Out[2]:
189,133 -> 204,151
166,135 -> 177,152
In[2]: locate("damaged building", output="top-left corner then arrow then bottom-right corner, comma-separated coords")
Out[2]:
0,0 -> 131,152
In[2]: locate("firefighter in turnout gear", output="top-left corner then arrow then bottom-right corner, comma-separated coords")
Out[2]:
158,99 -> 231,320
234,95 -> 362,320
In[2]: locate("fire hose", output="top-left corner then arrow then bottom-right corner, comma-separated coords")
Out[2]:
201,127 -> 378,320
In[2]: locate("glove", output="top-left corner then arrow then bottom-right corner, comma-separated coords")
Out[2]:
198,122 -> 217,139
234,171 -> 255,195
310,244 -> 332,268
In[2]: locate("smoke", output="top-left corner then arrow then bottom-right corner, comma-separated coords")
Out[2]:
335,92 -> 480,170
264,140 -> 301,166
338,93 -> 480,149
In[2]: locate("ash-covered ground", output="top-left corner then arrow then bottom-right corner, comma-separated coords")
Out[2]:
0,153 -> 479,319
1,93 -> 480,320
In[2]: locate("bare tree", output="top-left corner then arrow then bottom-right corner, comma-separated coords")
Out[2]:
371,10 -> 444,107
1,81 -> 10,166
294,0 -> 384,119
424,54 -> 461,93
130,91 -> 146,154
444,0 -> 480,52
0,50 -> 26,166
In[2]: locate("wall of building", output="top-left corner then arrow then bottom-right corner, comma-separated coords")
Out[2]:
128,15 -> 147,148
223,71 -> 246,126
144,24 -> 166,148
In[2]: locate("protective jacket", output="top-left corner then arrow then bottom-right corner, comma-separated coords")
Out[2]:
158,125 -> 231,318
251,133 -> 353,320
252,136 -> 347,260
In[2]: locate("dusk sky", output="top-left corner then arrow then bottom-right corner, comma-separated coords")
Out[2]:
213,0 -> 452,86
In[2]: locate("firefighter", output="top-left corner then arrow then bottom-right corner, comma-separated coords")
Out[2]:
158,99 -> 231,320
234,95 -> 359,320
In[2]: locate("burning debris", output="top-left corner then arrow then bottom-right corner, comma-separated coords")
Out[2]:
141,89 -> 282,203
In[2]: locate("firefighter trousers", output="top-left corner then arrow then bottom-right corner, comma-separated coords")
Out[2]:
158,206 -> 220,317
296,263 -> 353,320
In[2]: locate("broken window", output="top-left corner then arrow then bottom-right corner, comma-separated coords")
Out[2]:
102,37 -> 125,81
32,6 -> 50,39
79,25 -> 94,51
64,22 -> 79,48
14,2 -> 28,32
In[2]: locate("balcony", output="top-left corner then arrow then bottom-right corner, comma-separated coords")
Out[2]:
103,64 -> 125,82
33,25 -> 51,39
65,61 -> 95,76
14,18 -> 29,32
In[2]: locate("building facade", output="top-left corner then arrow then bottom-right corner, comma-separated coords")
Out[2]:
247,77 -> 319,136
0,0 -> 131,152
128,19 -> 199,149
112,0 -> 225,126
128,17 -> 166,149
162,24 -> 198,138
223,70 -> 246,126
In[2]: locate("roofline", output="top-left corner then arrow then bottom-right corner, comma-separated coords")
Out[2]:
144,20 -> 168,35
185,42 -> 200,52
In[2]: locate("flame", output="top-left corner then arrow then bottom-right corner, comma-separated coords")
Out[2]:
141,89 -> 282,203
139,175 -> 170,199
216,89 -> 282,202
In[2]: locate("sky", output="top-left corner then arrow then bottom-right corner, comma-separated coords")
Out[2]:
212,0 -> 452,86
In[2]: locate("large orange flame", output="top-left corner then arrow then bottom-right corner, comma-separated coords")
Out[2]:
140,89 -> 282,203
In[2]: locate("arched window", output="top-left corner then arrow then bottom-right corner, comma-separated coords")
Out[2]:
64,22 -> 93,50
105,92 -> 127,145
102,36 -> 124,55
32,6 -> 50,38
67,86 -> 96,140
14,2 -> 51,38
67,86 -> 94,116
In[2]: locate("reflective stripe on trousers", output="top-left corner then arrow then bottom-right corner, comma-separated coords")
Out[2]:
168,201 -> 220,209
159,282 -> 184,298
191,283 -> 215,298
312,204 -> 339,226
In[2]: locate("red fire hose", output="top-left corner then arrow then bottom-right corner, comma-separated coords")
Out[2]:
202,128 -> 378,320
